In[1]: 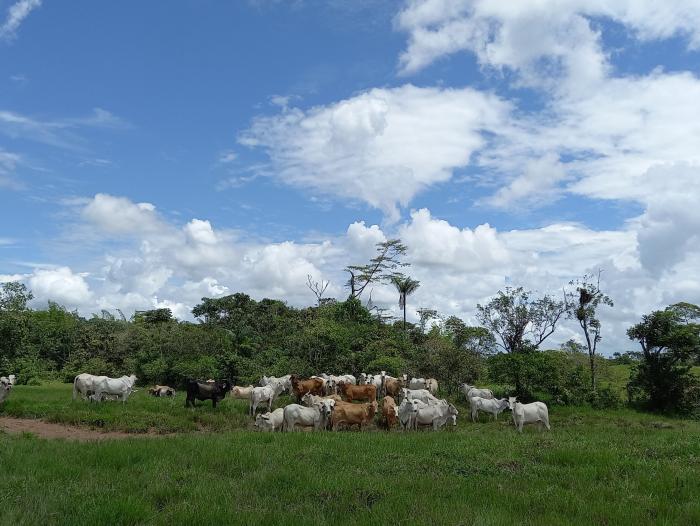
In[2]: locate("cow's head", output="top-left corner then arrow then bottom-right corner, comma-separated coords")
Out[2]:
508,396 -> 517,410
301,392 -> 313,406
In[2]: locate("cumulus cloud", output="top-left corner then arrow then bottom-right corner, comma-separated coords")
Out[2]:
17,192 -> 698,353
240,84 -> 510,220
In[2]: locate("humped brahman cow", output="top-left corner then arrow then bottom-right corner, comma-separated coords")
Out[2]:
508,397 -> 551,432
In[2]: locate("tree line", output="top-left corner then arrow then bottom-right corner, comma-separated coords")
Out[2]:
0,238 -> 698,415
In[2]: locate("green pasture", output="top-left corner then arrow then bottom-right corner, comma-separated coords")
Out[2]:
1,383 -> 700,525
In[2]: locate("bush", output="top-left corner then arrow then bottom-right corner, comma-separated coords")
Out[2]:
589,386 -> 621,409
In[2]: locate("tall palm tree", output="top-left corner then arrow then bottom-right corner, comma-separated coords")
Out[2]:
390,275 -> 420,331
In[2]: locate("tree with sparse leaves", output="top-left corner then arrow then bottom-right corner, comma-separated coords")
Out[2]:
565,271 -> 613,391
345,239 -> 408,299
0,281 -> 33,311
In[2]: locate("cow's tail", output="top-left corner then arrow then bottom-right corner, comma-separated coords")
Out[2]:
72,376 -> 79,401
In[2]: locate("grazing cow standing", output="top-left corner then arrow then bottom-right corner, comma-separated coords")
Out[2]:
231,385 -> 255,400
411,400 -> 459,431
383,377 -> 402,399
282,400 -> 333,431
290,375 -> 325,401
250,383 -> 285,416
330,400 -> 378,431
92,375 -> 138,403
508,397 -> 551,432
398,398 -> 415,431
470,397 -> 509,422
260,375 -> 292,394
185,379 -> 232,408
338,382 -> 377,403
401,388 -> 440,405
73,373 -> 107,401
381,396 -> 398,429
0,377 -> 12,405
460,384 -> 494,401
255,408 -> 285,432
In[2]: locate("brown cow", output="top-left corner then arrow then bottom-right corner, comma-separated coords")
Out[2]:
291,375 -> 325,401
338,382 -> 377,403
383,377 -> 402,398
331,400 -> 378,431
382,396 -> 398,429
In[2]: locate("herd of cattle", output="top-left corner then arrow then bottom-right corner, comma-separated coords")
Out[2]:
0,371 -> 551,433
65,371 -> 551,433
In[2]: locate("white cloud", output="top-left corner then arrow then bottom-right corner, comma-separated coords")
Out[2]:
395,1 -> 700,84
0,0 -> 41,42
240,84 -> 510,220
82,193 -> 161,235
28,267 -> 92,307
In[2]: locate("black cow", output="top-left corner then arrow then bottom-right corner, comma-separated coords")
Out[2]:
185,379 -> 232,408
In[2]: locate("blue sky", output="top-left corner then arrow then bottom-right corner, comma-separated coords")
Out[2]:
1,0 -> 700,353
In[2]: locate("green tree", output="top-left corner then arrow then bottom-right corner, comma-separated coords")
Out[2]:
566,272 -> 613,391
0,281 -> 33,311
476,287 -> 565,354
390,275 -> 420,331
627,302 -> 700,413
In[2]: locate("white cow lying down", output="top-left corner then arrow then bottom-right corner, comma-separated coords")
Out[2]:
508,397 -> 551,432
255,408 -> 284,432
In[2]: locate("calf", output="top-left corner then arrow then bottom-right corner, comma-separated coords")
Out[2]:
381,396 -> 398,429
149,385 -> 176,397
330,400 -> 378,431
508,397 -> 551,432
185,379 -> 232,408
255,408 -> 285,432
470,397 -> 509,422
291,375 -> 325,400
338,382 -> 377,403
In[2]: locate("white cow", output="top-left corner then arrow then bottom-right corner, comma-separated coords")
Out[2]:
282,400 -> 333,431
365,374 -> 383,395
255,408 -> 285,432
398,397 -> 416,431
8,374 -> 16,386
250,383 -> 285,416
425,378 -> 438,395
411,399 -> 459,431
231,385 -> 255,400
470,397 -> 509,422
508,397 -> 551,432
73,373 -> 107,400
408,377 -> 428,390
401,388 -> 440,405
0,377 -> 12,404
91,375 -> 137,402
260,375 -> 292,394
460,384 -> 494,401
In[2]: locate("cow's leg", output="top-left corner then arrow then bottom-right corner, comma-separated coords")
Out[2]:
212,398 -> 217,409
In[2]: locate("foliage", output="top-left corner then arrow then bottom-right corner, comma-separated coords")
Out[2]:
476,287 -> 565,354
627,303 -> 700,413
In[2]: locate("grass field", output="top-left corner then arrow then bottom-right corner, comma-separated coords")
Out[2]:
2,383 -> 700,525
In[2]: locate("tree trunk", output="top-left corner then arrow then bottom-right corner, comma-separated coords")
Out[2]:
589,355 -> 596,391
403,303 -> 406,331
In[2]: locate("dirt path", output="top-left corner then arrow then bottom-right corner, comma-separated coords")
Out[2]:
0,417 -> 159,441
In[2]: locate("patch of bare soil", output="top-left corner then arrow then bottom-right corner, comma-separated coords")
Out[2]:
0,417 -> 159,441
